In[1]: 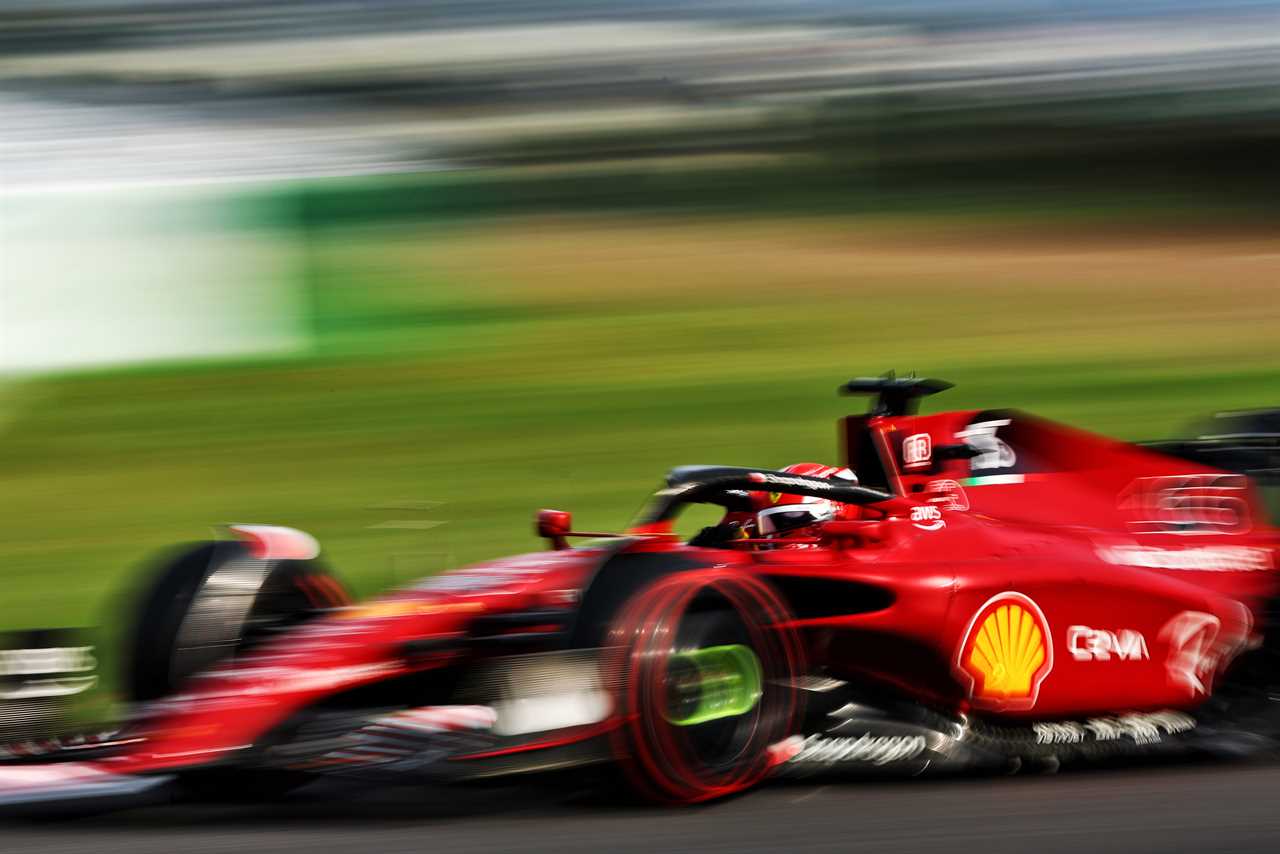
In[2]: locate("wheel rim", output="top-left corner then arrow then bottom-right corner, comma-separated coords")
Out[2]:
663,644 -> 763,727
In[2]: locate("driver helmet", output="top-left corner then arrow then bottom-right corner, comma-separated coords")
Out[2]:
755,463 -> 858,540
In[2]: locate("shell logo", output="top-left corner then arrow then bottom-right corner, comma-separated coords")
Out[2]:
954,592 -> 1053,710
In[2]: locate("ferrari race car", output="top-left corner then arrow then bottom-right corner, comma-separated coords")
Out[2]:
4,375 -> 1280,809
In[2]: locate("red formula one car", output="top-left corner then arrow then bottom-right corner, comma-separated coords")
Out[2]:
5,376 -> 1280,808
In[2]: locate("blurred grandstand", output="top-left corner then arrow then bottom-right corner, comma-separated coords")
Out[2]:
4,1 -> 1280,373
4,1 -> 1280,188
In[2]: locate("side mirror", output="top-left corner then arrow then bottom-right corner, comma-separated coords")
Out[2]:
537,509 -> 572,550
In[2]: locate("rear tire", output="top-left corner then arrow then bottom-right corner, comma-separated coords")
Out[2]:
1207,595 -> 1280,745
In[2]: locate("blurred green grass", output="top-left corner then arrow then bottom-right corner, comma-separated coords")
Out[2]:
2,212 -> 1279,638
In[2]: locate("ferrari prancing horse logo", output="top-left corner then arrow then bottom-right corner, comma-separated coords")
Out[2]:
955,592 -> 1053,710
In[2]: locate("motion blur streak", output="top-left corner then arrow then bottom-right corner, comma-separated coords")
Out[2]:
3,0 -> 1280,846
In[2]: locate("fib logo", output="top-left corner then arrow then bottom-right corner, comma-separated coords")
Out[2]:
955,592 -> 1053,710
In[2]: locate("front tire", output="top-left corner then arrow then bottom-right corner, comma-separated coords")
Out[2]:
605,570 -> 803,803
123,540 -> 351,703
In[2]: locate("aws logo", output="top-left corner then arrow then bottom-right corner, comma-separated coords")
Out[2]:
954,592 -> 1053,710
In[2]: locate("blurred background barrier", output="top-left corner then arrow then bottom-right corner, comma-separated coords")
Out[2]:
2,185 -> 308,374
2,0 -> 1280,699
0,629 -> 99,741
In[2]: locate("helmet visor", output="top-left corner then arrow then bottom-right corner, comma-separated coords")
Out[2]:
757,503 -> 832,536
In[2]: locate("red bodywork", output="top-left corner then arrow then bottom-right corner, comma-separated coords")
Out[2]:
86,408 -> 1280,779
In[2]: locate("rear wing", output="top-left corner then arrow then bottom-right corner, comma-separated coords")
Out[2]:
1140,409 -> 1280,487
1141,409 -> 1280,525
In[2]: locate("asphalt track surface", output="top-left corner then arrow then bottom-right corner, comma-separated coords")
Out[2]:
3,759 -> 1280,854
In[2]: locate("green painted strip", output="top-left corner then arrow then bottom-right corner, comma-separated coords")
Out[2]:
964,474 -> 1026,486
